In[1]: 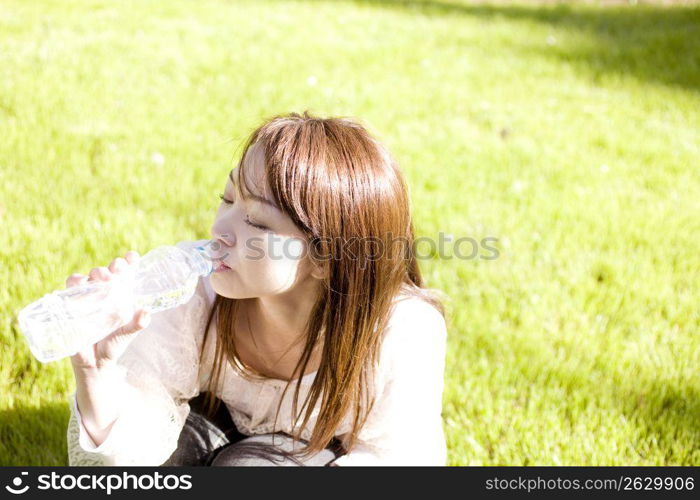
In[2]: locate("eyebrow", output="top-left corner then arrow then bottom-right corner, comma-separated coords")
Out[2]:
229,169 -> 280,211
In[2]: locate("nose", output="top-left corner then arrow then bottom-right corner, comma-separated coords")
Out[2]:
216,233 -> 234,247
207,232 -> 234,263
211,223 -> 235,247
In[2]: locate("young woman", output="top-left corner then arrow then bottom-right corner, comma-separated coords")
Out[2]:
66,111 -> 448,466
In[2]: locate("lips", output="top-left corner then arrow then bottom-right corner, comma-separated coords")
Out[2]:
215,261 -> 231,271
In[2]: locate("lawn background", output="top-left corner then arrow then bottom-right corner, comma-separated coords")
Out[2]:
1,0 -> 698,465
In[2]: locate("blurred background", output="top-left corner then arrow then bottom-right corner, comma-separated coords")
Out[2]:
1,0 -> 698,465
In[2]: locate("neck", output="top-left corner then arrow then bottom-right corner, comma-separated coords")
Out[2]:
247,279 -> 321,352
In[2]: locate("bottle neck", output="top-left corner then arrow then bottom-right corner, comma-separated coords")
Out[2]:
175,240 -> 215,277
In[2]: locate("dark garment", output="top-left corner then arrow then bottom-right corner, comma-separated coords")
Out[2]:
161,392 -> 345,466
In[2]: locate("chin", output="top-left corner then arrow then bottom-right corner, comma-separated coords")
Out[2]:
209,275 -> 241,299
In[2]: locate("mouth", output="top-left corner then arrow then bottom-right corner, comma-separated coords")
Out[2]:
214,261 -> 232,272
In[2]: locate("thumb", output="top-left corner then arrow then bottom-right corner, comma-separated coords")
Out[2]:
128,309 -> 151,333
100,310 -> 151,363
111,309 -> 151,341
135,309 -> 151,330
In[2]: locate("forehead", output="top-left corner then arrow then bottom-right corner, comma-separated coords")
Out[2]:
231,143 -> 267,189
240,143 -> 266,184
228,143 -> 283,212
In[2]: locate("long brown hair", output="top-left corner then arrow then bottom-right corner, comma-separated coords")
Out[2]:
198,111 -> 445,457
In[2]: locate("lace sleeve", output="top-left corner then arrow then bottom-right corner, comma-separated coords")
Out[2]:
333,297 -> 448,466
66,276 -> 211,466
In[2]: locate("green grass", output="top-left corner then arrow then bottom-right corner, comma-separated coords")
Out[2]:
1,0 -> 699,466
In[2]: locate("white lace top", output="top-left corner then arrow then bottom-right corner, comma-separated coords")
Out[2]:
66,276 -> 448,466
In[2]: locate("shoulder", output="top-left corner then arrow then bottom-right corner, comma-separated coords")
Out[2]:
385,291 -> 447,340
377,291 -> 447,370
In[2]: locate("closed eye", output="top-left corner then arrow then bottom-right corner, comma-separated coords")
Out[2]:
244,216 -> 269,231
218,194 -> 270,232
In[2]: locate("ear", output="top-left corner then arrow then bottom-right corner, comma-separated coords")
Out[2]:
310,260 -> 327,280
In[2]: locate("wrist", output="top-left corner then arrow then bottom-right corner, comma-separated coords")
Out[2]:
72,359 -> 120,380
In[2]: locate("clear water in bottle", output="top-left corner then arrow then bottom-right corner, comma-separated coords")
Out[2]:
17,240 -> 216,363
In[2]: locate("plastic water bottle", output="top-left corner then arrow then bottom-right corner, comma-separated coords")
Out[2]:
18,240 -> 217,363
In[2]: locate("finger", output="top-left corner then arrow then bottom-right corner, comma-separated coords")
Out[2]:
135,309 -> 151,329
88,266 -> 112,281
65,273 -> 88,288
108,257 -> 128,274
124,251 -> 140,265
114,309 -> 150,337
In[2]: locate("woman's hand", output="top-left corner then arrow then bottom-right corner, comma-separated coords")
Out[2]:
67,250 -> 151,372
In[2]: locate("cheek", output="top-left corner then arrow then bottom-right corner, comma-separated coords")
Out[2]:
244,236 -> 307,277
244,234 -> 306,261
271,237 -> 305,260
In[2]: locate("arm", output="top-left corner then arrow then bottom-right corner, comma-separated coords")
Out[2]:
72,362 -> 124,447
66,278 -> 210,466
333,297 -> 448,466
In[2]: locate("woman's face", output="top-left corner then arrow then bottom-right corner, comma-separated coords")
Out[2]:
209,143 -> 320,299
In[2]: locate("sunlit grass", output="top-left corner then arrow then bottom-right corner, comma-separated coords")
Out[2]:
1,0 -> 698,465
